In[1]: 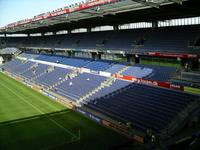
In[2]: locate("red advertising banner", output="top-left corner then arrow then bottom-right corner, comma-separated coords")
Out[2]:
113,74 -> 184,91
5,0 -> 119,29
147,52 -> 198,59
133,135 -> 145,144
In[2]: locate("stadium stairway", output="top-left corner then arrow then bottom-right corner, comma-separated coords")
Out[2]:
117,66 -> 129,74
19,62 -> 38,75
13,49 -> 22,56
78,66 -> 130,105
32,65 -> 55,81
50,69 -> 79,90
78,77 -> 115,105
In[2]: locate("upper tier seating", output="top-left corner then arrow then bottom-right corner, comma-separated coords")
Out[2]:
3,26 -> 200,53
138,26 -> 200,53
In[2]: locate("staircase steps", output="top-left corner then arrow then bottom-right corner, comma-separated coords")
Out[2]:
77,77 -> 115,105
19,62 -> 38,75
49,69 -> 79,90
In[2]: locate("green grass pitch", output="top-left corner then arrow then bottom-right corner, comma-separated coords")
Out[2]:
184,86 -> 200,95
0,72 -> 128,150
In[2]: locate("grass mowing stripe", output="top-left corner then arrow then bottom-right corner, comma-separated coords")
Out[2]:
0,76 -> 78,139
184,86 -> 200,95
0,73 -> 129,150
0,73 -> 64,111
0,73 -> 66,121
0,79 -> 39,122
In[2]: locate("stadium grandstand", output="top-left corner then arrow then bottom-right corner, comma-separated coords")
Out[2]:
0,0 -> 200,149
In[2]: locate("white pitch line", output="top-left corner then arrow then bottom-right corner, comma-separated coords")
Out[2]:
0,81 -> 77,138
20,91 -> 63,112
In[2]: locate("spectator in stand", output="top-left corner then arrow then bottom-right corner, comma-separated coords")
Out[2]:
69,81 -> 73,87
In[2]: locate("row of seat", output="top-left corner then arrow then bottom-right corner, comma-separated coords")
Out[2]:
2,56 -> 199,135
87,83 -> 199,133
3,26 -> 200,53
1,58 -> 120,102
20,53 -> 176,81
55,73 -> 107,101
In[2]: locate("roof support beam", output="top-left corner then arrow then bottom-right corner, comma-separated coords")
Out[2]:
131,0 -> 160,9
146,1 -> 160,9
168,0 -> 182,5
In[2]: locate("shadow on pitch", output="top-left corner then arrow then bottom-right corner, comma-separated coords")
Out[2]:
0,109 -> 70,126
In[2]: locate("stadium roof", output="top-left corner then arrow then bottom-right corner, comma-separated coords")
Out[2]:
1,0 -> 200,34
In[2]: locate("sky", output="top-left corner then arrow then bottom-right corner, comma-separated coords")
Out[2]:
0,0 -> 82,27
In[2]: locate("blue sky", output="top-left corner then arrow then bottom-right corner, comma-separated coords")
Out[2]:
0,0 -> 82,27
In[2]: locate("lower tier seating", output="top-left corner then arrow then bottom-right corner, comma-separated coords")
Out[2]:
86,83 -> 199,133
55,73 -> 107,101
1,56 -> 199,135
